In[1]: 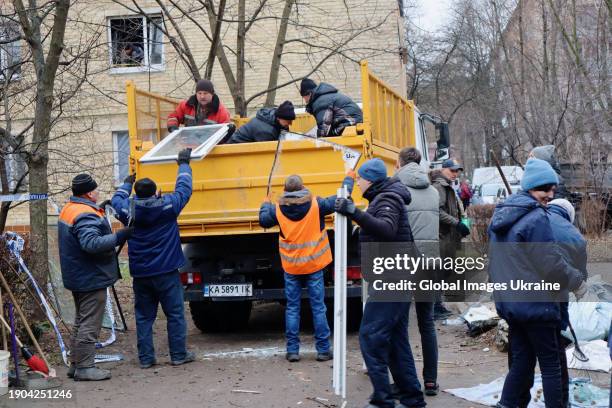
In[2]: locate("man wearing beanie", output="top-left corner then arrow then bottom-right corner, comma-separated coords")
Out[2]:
58,174 -> 132,381
335,158 -> 426,408
299,78 -> 363,137
488,158 -> 586,408
227,100 -> 296,144
167,79 -> 231,132
429,158 -> 469,320
259,171 -> 354,362
112,148 -> 195,369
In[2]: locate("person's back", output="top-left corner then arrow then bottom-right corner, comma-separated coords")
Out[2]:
300,79 -> 363,137
396,162 -> 439,245
112,166 -> 192,278
111,149 -> 195,369
228,102 -> 295,144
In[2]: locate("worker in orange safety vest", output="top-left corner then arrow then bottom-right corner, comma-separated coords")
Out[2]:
259,172 -> 354,362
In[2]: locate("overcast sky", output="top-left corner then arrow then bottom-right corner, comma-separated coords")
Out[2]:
410,0 -> 453,33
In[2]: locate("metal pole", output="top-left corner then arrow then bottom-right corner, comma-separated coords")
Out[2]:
333,186 -> 348,399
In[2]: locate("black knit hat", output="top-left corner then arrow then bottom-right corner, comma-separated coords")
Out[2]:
196,79 -> 215,94
300,78 -> 317,96
276,100 -> 296,120
134,178 -> 157,199
71,174 -> 98,196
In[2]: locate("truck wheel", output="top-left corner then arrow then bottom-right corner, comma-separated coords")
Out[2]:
189,300 -> 252,333
325,298 -> 363,332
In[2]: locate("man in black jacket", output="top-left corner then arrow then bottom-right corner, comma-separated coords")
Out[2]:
335,158 -> 426,408
227,101 -> 295,144
300,78 -> 363,137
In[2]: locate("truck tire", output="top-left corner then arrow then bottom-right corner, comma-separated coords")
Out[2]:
189,300 -> 252,333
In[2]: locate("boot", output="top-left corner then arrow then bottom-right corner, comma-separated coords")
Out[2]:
66,363 -> 76,378
171,351 -> 196,366
74,366 -> 111,381
316,351 -> 333,362
285,353 -> 300,362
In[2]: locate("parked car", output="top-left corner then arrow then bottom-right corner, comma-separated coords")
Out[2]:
472,183 -> 522,205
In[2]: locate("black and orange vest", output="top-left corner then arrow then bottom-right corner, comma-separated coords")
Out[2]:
275,198 -> 333,275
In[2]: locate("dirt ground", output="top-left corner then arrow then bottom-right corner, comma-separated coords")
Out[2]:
1,264 -> 611,408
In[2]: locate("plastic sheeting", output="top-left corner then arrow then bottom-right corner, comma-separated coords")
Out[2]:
566,340 -> 611,373
445,375 -> 610,407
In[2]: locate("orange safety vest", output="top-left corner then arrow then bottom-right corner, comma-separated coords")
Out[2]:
59,202 -> 105,226
276,198 -> 332,275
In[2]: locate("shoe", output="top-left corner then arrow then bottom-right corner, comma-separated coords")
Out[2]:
285,353 -> 300,362
316,351 -> 333,362
433,304 -> 452,320
73,366 -> 111,381
424,382 -> 439,396
171,351 -> 196,366
140,359 -> 157,369
66,364 -> 75,378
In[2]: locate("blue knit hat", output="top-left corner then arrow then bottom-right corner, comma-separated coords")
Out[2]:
521,158 -> 559,191
358,158 -> 387,183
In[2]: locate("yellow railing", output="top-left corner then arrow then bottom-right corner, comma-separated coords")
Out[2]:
360,60 -> 415,153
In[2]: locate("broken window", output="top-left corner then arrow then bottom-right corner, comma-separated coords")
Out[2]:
108,15 -> 163,71
0,22 -> 21,82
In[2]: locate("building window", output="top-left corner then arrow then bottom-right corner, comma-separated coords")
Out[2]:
108,15 -> 164,73
113,131 -> 130,186
0,23 -> 21,82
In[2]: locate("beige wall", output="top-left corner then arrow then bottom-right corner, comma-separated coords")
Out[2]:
4,0 -> 407,226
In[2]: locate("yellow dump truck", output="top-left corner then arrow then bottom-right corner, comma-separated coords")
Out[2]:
126,61 -> 450,332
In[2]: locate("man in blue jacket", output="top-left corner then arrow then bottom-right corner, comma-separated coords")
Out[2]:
488,159 -> 585,408
59,174 -> 132,381
335,158 -> 425,408
111,148 -> 194,369
300,78 -> 363,137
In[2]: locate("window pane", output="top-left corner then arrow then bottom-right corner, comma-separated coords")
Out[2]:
113,131 -> 130,185
110,17 -> 145,67
148,17 -> 163,66
150,126 -> 224,158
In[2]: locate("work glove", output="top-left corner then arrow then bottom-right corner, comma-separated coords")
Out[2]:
573,281 -> 587,301
99,200 -> 112,211
168,125 -> 179,133
124,173 -> 136,184
455,221 -> 470,237
115,227 -> 134,246
334,197 -> 356,216
177,147 -> 192,165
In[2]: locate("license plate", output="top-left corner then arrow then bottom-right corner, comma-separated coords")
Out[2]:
203,284 -> 252,297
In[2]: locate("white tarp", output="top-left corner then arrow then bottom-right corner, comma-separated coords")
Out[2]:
566,340 -> 611,373
446,375 -> 610,407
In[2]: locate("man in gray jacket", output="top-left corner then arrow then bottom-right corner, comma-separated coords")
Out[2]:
395,147 -> 441,395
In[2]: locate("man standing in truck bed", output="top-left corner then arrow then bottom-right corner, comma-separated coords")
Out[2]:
167,79 -> 231,132
259,172 -> 354,362
300,78 -> 363,137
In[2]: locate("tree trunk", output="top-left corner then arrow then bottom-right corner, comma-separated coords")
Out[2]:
235,0 -> 246,116
264,0 -> 295,107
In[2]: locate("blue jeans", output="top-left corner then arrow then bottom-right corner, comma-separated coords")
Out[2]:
360,301 -> 426,408
284,270 -> 330,354
132,270 -> 188,364
409,302 -> 438,383
501,322 -> 563,408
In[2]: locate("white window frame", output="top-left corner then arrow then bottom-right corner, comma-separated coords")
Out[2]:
140,125 -> 230,164
112,130 -> 130,187
107,14 -> 164,74
0,23 -> 22,82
